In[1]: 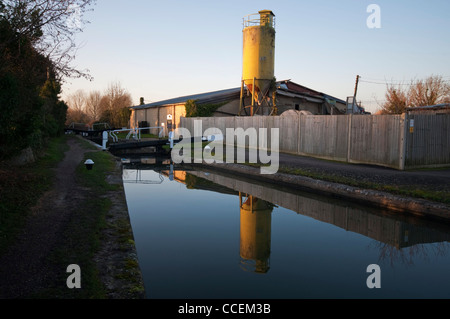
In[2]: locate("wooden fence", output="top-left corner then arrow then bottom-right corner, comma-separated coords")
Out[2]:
405,113 -> 450,168
180,113 -> 450,170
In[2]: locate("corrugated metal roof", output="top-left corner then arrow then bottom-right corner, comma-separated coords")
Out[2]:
278,80 -> 346,104
276,89 -> 324,103
408,103 -> 450,110
322,94 -> 347,105
131,80 -> 347,110
131,87 -> 241,110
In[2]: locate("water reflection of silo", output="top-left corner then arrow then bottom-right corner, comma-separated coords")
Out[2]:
239,193 -> 273,274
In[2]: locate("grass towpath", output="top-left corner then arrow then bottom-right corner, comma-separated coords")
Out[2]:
0,135 -> 144,299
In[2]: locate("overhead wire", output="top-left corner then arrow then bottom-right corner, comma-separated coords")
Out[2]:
357,75 -> 450,111
358,76 -> 450,86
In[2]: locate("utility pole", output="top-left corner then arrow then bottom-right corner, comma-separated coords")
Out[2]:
352,75 -> 360,113
354,75 -> 360,98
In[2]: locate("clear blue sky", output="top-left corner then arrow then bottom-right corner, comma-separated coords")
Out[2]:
62,0 -> 450,114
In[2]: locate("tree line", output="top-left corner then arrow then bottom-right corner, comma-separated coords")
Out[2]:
0,0 -> 95,160
66,81 -> 132,129
379,75 -> 450,114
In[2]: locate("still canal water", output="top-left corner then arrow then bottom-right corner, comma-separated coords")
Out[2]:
122,160 -> 450,299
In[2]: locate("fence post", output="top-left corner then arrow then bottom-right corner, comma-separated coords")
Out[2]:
347,114 -> 353,163
297,113 -> 302,155
399,113 -> 408,170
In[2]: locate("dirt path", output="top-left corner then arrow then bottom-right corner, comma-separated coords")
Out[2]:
0,138 -> 88,298
0,137 -> 145,299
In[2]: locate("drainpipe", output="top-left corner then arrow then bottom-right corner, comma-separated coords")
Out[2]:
158,107 -> 160,129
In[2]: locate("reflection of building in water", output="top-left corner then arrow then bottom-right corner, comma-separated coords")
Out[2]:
161,170 -> 186,183
122,157 -> 173,184
239,193 -> 274,274
123,169 -> 164,184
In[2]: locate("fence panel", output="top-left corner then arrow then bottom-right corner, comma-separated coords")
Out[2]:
406,114 -> 450,168
349,115 -> 404,169
299,115 -> 349,162
279,115 -> 299,154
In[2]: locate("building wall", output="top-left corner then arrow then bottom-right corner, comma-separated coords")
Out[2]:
172,104 -> 187,131
133,94 -> 333,135
133,104 -> 187,137
408,108 -> 450,115
276,96 -> 321,115
336,101 -> 347,113
214,95 -> 326,117
214,100 -> 241,116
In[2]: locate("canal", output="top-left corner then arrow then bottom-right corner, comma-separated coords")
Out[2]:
122,159 -> 450,299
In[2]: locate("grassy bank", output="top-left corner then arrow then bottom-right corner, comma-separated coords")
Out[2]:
0,136 -> 69,256
1,135 -> 144,299
38,136 -> 144,298
276,166 -> 450,204
239,162 -> 450,205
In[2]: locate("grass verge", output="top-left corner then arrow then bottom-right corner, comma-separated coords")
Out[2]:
0,136 -> 69,256
74,146 -> 145,298
35,139 -> 125,298
274,165 -> 450,204
6,136 -> 144,299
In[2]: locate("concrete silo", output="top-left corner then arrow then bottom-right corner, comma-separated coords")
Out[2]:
240,10 -> 276,116
239,194 -> 273,274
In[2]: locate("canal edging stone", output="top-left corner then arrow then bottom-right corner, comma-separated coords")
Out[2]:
94,154 -> 146,299
82,136 -> 146,298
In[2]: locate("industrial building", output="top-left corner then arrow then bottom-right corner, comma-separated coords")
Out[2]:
129,80 -> 347,134
129,10 -> 348,135
406,103 -> 450,115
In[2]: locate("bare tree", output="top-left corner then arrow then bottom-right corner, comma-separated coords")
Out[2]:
380,75 -> 450,114
1,0 -> 96,81
101,82 -> 132,128
67,89 -> 86,113
409,75 -> 450,107
66,90 -> 88,125
85,90 -> 102,123
66,107 -> 88,126
65,83 -> 132,127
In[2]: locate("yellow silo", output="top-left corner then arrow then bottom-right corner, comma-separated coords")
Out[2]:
239,194 -> 273,274
242,10 -> 276,114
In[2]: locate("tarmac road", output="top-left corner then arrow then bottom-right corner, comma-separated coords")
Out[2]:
277,152 -> 450,193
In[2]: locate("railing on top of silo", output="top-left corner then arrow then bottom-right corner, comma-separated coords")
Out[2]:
243,12 -> 276,29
